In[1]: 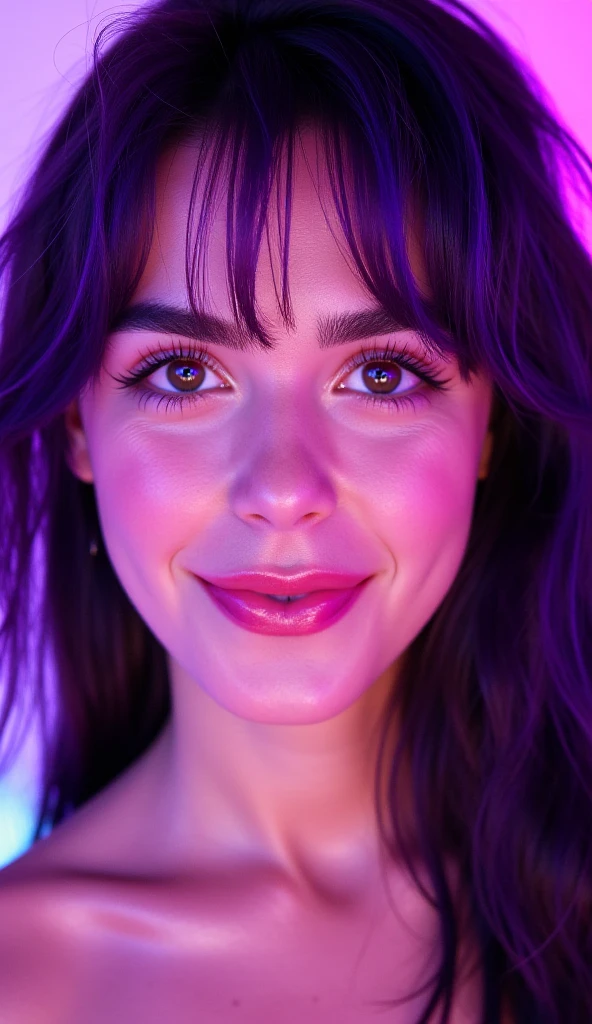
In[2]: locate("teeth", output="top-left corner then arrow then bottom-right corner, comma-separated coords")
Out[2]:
265,593 -> 309,602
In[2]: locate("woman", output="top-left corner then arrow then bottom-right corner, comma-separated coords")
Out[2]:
0,0 -> 590,1020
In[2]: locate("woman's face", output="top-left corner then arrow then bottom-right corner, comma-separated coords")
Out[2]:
66,130 -> 494,726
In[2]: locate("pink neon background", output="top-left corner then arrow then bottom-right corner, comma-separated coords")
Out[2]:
0,0 -> 590,864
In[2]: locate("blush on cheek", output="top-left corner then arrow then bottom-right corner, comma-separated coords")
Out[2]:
390,460 -> 477,581
95,431 -> 224,567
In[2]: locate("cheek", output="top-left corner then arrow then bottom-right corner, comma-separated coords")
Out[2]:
90,410 -> 479,601
398,456 -> 475,541
343,431 -> 479,577
91,423 -> 227,567
399,460 -> 476,598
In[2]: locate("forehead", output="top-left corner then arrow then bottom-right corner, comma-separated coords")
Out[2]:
134,127 -> 431,320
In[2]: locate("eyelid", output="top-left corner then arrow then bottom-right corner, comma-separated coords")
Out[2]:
110,339 -> 229,389
335,340 -> 444,385
109,335 -> 454,409
113,336 -> 442,380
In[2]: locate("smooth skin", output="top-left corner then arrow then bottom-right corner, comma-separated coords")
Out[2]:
0,128 -> 499,1023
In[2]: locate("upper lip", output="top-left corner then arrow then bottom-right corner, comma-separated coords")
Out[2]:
197,569 -> 372,596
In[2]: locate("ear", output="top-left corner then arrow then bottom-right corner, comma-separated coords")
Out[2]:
64,398 -> 94,484
477,429 -> 493,481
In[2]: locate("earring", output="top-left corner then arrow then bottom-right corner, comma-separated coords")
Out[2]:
89,536 -> 98,557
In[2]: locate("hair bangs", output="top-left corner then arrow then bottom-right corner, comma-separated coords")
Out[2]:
178,24 -> 485,381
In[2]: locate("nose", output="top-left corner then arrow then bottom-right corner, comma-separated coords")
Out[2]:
228,416 -> 337,531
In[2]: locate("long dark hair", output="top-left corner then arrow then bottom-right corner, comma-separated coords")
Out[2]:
1,0 -> 591,1020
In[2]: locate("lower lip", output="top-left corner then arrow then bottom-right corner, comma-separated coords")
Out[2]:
198,579 -> 370,636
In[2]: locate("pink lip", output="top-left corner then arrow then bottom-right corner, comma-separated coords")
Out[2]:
198,569 -> 370,596
197,577 -> 371,636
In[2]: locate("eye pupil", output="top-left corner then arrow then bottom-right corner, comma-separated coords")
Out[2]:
363,362 -> 400,394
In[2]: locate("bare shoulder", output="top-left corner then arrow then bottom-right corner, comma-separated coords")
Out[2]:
0,794 -> 146,1024
0,847 -> 89,1024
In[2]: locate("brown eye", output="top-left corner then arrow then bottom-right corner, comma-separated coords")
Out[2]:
361,361 -> 402,395
110,341 -> 233,414
165,361 -> 206,392
339,355 -> 417,401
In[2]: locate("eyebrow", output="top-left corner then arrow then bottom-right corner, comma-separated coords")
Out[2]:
109,300 -> 421,351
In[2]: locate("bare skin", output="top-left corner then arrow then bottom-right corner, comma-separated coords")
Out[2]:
0,127 -> 503,1022
0,771 -> 490,1024
0,770 -> 489,1024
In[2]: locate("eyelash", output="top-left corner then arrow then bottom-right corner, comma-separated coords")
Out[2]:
111,338 -> 454,415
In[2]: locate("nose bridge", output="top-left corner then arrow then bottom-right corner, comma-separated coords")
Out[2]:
228,390 -> 337,529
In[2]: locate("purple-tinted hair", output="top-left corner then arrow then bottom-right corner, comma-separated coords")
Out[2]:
1,0 -> 591,1020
